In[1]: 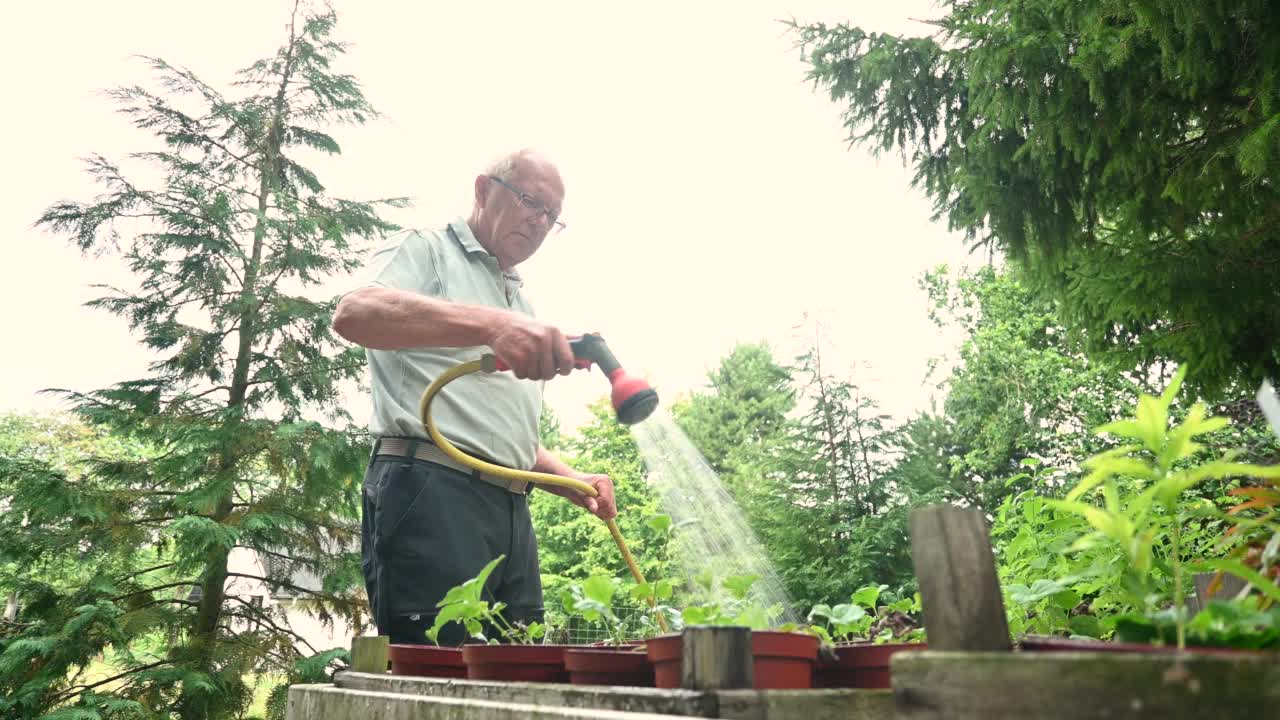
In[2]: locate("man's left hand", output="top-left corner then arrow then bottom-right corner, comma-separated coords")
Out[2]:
541,472 -> 617,520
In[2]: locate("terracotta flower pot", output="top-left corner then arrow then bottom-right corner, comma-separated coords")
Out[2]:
564,646 -> 654,686
461,644 -> 571,683
646,631 -> 820,690
813,641 -> 926,689
752,631 -> 821,689
646,634 -> 685,689
388,644 -> 466,678
1019,635 -> 1269,657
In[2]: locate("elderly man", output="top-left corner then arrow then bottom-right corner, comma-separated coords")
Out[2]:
333,150 -> 616,645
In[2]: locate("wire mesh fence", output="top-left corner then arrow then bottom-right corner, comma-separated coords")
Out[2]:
547,604 -> 657,645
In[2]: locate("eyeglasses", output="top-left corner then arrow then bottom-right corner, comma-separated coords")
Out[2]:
488,176 -> 566,233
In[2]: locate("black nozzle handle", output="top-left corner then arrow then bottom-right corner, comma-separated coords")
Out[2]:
569,333 -> 622,376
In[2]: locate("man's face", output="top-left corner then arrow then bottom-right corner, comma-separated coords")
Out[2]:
476,160 -> 565,270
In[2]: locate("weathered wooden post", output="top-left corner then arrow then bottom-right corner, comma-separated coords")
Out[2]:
907,504 -> 1010,651
894,504 -> 1280,719
349,635 -> 389,674
1186,571 -> 1247,614
681,625 -> 753,690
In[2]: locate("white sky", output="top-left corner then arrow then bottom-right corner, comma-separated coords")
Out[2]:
3,0 -> 976,433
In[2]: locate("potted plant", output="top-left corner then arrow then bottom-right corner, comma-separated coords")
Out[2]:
560,575 -> 670,686
387,643 -> 467,679
646,572 -> 820,690
807,584 -> 926,689
425,555 -> 572,683
1022,367 -> 1280,656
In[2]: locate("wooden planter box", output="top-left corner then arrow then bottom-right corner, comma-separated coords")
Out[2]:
892,650 -> 1280,719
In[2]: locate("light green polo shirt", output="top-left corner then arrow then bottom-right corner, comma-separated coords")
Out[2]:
354,219 -> 542,470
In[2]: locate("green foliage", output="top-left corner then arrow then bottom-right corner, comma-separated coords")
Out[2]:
677,573 -> 781,632
807,584 -> 925,645
426,556 -> 546,646
1114,599 -> 1280,651
7,6 -> 400,718
530,400 -> 674,606
920,265 -> 1145,507
560,573 -> 673,645
1049,367 -> 1280,648
794,0 -> 1280,396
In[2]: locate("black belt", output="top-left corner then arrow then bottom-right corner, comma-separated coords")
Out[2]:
372,437 -> 530,495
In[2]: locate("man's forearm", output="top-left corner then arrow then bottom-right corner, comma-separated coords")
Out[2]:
332,286 -> 510,351
532,446 -> 576,477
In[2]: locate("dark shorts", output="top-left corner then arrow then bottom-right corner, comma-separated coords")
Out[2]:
360,449 -> 543,646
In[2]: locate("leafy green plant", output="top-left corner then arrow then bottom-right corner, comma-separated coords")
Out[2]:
560,574 -> 673,646
992,458 -> 1111,638
1050,367 -> 1280,649
1114,598 -> 1280,651
678,571 -> 782,631
807,584 -> 925,645
1209,470 -> 1280,606
626,578 -> 680,638
426,555 -> 547,645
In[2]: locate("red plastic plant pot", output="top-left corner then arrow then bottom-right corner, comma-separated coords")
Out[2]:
645,634 -> 684,689
387,644 -> 466,679
564,647 -> 655,687
751,631 -> 820,689
813,642 -> 926,689
461,644 -> 571,683
646,631 -> 820,690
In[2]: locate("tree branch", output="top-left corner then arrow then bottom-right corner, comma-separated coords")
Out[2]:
226,572 -> 325,598
225,593 -> 320,656
109,580 -> 197,603
118,562 -> 177,582
53,659 -> 172,704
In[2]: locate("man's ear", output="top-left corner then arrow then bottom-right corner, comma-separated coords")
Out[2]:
474,175 -> 491,209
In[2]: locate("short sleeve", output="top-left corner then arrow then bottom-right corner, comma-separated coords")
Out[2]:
355,229 -> 445,297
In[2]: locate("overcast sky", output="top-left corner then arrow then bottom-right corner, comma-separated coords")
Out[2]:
3,0 -> 977,433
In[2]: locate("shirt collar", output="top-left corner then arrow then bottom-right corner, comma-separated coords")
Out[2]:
447,218 -> 523,284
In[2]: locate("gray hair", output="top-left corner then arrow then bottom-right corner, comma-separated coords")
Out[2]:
484,149 -> 550,182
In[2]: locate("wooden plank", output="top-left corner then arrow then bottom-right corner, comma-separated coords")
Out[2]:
682,626 -> 753,690
350,636 -> 389,674
1187,571 -> 1248,614
338,671 -> 896,719
336,672 -> 718,717
892,650 -> 1280,719
714,689 -> 894,720
287,684 -> 707,719
908,505 -> 1011,651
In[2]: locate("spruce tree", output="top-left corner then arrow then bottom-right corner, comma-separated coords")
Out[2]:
793,1 -> 1280,396
3,3 -> 403,718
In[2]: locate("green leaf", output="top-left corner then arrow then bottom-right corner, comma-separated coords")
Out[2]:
645,514 -> 672,534
1051,589 -> 1082,610
722,574 -> 759,600
828,603 -> 867,625
850,584 -> 883,609
1068,614 -> 1102,638
582,575 -> 617,608
1094,419 -> 1146,443
734,606 -> 770,631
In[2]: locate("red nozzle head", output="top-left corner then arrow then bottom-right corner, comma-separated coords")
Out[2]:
608,368 -> 659,425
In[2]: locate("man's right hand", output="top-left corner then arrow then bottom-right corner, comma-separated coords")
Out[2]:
488,314 -> 576,381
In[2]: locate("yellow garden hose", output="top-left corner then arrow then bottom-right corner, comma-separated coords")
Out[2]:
418,356 -> 668,632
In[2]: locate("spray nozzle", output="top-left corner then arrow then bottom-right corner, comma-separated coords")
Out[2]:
569,333 -> 659,425
487,333 -> 659,425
